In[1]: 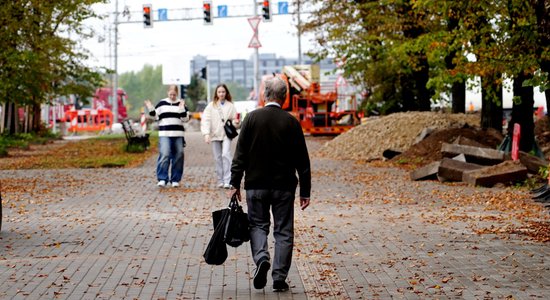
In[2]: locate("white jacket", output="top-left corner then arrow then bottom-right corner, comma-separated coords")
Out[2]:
200,100 -> 238,141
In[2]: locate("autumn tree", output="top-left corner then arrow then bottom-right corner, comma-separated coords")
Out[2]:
301,0 -> 548,154
0,0 -> 106,134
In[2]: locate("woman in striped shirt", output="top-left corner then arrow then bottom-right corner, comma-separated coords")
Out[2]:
145,85 -> 189,188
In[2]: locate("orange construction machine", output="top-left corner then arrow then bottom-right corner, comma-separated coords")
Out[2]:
259,65 -> 359,135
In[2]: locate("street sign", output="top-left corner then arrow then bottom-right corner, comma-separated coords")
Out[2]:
248,17 -> 261,30
247,17 -> 262,48
248,35 -> 262,48
218,5 -> 228,17
278,2 -> 288,14
158,8 -> 167,21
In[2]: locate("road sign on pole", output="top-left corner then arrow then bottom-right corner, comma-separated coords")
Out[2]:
248,17 -> 262,48
248,17 -> 261,31
218,5 -> 228,17
249,35 -> 262,48
158,8 -> 167,21
278,2 -> 288,14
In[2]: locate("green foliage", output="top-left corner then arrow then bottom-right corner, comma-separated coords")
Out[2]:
186,73 -> 207,111
0,129 -> 60,153
0,0 -> 108,109
117,65 -> 168,119
538,165 -> 548,181
118,66 -> 250,116
125,143 -> 147,153
224,82 -> 249,101
301,0 -> 549,117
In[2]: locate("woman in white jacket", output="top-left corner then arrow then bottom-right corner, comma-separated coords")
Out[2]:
200,83 -> 239,189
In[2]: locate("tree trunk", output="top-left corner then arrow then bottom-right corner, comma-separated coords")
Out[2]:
451,82 -> 466,113
415,58 -> 432,111
445,7 -> 466,114
4,101 -> 19,135
401,59 -> 431,112
32,104 -> 42,132
509,73 -> 535,153
24,106 -> 30,134
480,75 -> 503,132
0,103 -> 5,134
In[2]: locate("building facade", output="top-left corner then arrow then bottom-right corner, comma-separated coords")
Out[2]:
190,53 -> 337,98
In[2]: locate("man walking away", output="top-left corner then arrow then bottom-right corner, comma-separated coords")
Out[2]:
230,76 -> 311,292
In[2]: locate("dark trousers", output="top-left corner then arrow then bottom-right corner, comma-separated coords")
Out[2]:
246,189 -> 295,282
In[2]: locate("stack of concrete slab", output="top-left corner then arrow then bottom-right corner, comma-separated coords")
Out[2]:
410,137 -> 547,187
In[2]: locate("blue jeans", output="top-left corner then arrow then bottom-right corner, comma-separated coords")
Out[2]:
157,136 -> 185,183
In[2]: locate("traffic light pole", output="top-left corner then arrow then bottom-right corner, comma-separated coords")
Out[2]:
205,66 -> 211,102
253,0 -> 259,104
297,0 -> 302,65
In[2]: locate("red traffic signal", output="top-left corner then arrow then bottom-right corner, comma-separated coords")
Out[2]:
143,4 -> 153,28
203,1 -> 212,25
262,1 -> 271,22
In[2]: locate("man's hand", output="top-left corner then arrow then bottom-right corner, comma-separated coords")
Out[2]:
227,187 -> 241,202
300,197 -> 310,210
204,134 -> 211,144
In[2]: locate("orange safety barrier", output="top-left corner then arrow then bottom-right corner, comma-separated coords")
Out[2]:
65,109 -> 114,133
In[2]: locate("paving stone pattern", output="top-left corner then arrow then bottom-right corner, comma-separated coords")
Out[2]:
0,131 -> 548,299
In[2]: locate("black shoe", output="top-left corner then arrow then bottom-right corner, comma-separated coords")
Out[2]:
253,259 -> 270,289
273,280 -> 289,292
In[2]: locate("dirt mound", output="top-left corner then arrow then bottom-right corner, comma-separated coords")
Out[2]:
316,111 -> 550,164
316,111 -> 480,161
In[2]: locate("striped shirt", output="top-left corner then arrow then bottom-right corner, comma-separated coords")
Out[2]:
149,98 -> 189,137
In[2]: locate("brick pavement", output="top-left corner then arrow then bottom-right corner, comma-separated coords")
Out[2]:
0,131 -> 549,300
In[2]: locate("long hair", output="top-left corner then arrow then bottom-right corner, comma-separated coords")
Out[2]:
213,83 -> 232,103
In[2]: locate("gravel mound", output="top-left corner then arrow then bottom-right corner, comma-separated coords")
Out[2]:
316,111 -> 480,161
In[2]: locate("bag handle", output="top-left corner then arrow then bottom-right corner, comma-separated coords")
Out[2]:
228,193 -> 240,209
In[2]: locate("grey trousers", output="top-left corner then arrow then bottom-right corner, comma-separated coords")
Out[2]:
246,189 -> 295,282
211,138 -> 232,185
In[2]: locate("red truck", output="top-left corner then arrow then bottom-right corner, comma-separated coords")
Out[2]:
92,87 -> 128,120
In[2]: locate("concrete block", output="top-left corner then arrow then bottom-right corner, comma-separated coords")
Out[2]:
462,160 -> 528,187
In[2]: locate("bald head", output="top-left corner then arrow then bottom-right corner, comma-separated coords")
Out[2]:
264,76 -> 287,104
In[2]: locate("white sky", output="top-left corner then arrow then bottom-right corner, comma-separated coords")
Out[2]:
83,0 -> 316,74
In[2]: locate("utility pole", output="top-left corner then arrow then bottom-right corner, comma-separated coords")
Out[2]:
297,0 -> 302,65
253,0 -> 259,103
111,0 -> 119,124
205,66 -> 211,102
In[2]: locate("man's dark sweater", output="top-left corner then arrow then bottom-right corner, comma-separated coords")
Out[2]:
230,104 -> 311,198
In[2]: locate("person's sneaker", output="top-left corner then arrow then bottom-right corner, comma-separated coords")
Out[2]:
157,180 -> 167,187
253,259 -> 270,289
217,183 -> 224,188
223,183 -> 232,189
272,280 -> 289,292
171,182 -> 180,188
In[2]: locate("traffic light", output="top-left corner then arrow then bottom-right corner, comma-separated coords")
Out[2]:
143,4 -> 153,28
200,67 -> 207,79
203,1 -> 212,25
262,1 -> 271,22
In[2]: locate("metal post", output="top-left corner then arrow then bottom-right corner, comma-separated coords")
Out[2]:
297,0 -> 302,64
253,0 -> 259,102
111,0 -> 119,123
206,66 -> 211,102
